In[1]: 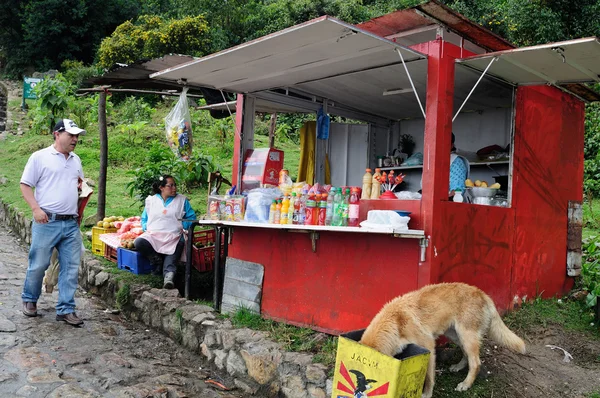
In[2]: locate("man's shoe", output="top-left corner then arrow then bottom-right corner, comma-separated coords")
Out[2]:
56,312 -> 84,326
22,302 -> 37,317
163,272 -> 175,289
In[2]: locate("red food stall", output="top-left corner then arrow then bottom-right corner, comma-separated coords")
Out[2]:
152,0 -> 600,334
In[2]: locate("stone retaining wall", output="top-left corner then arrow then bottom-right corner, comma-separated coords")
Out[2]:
0,198 -> 333,397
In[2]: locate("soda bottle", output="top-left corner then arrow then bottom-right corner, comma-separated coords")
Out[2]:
299,189 -> 308,225
318,194 -> 327,226
305,194 -> 317,225
348,187 -> 360,227
325,188 -> 335,226
280,196 -> 289,224
268,199 -> 276,224
287,192 -> 296,224
361,168 -> 372,200
341,188 -> 350,226
273,199 -> 281,224
331,188 -> 343,226
292,193 -> 302,224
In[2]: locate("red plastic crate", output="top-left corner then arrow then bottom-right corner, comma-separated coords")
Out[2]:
191,229 -> 223,272
103,244 -> 118,263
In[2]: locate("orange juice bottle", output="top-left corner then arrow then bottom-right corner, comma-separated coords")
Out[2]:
273,199 -> 281,224
268,200 -> 276,223
280,196 -> 289,224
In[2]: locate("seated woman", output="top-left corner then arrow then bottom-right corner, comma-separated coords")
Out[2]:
134,175 -> 196,289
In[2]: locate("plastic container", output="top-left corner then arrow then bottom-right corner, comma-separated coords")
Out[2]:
341,188 -> 350,226
117,248 -> 152,275
453,189 -> 464,203
191,229 -> 222,272
273,199 -> 281,224
318,195 -> 327,226
92,226 -> 118,255
325,189 -> 335,226
331,188 -> 343,226
287,193 -> 296,224
348,187 -> 360,227
361,168 -> 372,200
305,194 -> 317,225
268,200 -> 276,223
292,193 -> 302,224
280,196 -> 289,224
370,168 -> 382,199
103,244 -> 118,263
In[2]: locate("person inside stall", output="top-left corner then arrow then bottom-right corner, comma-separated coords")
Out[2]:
449,133 -> 470,200
134,175 -> 196,289
420,133 -> 470,200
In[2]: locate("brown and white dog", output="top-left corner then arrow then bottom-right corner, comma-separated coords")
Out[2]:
359,283 -> 526,398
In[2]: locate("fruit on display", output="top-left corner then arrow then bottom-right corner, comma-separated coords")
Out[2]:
465,179 -> 501,189
194,241 -> 214,248
96,216 -> 125,229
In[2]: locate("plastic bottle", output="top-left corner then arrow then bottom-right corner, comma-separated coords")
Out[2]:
341,188 -> 350,226
348,187 -> 360,227
361,168 -> 372,200
273,199 -> 281,224
370,168 -> 382,199
298,189 -> 308,225
331,188 -> 343,226
280,196 -> 289,224
453,189 -> 464,203
305,194 -> 317,225
325,188 -> 335,226
268,200 -> 276,224
318,194 -> 327,226
287,193 -> 296,224
292,193 -> 302,225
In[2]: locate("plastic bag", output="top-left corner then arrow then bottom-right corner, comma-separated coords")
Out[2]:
359,210 -> 410,231
401,152 -> 423,166
165,87 -> 193,160
244,188 -> 282,223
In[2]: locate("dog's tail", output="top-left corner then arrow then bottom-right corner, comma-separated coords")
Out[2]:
487,303 -> 526,354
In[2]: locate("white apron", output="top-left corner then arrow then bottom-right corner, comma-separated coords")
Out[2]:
138,194 -> 186,255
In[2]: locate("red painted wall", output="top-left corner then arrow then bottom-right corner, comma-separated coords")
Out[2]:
435,202 -> 515,307
227,228 -> 420,334
510,86 -> 584,302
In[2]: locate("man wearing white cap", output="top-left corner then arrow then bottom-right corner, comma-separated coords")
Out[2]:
20,118 -> 87,326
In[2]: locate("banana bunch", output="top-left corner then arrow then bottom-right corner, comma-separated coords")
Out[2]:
465,179 -> 500,189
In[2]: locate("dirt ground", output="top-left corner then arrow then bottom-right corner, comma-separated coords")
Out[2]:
434,322 -> 600,398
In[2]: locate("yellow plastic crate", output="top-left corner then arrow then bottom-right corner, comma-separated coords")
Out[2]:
331,329 -> 430,398
92,226 -> 117,255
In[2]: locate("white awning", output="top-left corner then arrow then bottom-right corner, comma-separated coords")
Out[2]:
457,37 -> 600,86
150,16 -> 426,94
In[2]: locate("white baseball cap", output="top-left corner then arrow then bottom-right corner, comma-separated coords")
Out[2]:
53,119 -> 86,135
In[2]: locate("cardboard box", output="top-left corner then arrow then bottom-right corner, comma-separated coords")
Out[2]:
331,329 -> 429,398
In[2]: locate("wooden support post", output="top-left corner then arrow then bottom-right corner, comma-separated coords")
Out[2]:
268,112 -> 277,148
97,90 -> 108,221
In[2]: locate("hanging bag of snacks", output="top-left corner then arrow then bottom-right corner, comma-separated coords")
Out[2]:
165,87 -> 193,160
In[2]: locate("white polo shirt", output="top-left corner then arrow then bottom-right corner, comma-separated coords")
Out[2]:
21,145 -> 84,215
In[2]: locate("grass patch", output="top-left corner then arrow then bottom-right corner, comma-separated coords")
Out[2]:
503,297 -> 600,338
229,307 -> 337,367
115,283 -> 131,309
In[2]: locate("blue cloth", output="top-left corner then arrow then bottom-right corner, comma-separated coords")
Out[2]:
22,218 -> 82,315
449,156 -> 468,191
141,194 -> 196,232
317,106 -> 330,139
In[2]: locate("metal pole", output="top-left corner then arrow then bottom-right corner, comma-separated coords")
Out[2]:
396,48 -> 426,119
453,57 -> 497,122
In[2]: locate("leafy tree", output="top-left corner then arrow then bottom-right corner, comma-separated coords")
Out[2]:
31,74 -> 75,133
97,15 -> 211,68
0,0 -> 139,77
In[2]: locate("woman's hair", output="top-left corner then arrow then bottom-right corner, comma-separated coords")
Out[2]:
152,174 -> 175,194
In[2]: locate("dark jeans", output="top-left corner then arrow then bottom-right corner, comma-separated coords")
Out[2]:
134,237 -> 184,276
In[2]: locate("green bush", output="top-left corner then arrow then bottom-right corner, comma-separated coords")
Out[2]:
582,235 -> 600,308
584,100 -> 600,197
126,146 -> 215,205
